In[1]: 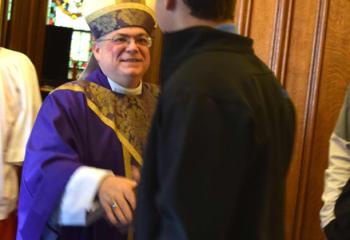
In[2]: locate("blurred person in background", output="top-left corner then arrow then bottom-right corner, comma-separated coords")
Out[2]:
0,47 -> 41,240
321,84 -> 350,240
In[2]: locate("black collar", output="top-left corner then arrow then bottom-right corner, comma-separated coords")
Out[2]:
160,26 -> 254,85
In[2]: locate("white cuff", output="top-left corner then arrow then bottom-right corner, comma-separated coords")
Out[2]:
59,166 -> 112,225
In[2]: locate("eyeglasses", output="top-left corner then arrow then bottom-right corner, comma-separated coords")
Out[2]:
97,34 -> 153,48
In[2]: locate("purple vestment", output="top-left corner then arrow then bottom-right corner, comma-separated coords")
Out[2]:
17,68 -> 158,240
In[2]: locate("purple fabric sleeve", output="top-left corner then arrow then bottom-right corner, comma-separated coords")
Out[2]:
17,82 -> 125,239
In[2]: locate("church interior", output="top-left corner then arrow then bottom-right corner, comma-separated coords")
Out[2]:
1,0 -> 350,239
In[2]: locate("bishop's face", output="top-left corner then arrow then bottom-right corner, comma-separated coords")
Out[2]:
93,27 -> 151,88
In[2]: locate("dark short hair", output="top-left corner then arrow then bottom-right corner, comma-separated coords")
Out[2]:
183,0 -> 236,20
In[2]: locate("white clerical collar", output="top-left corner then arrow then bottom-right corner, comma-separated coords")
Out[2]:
107,78 -> 142,96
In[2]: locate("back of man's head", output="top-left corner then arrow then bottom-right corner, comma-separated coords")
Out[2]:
183,0 -> 236,20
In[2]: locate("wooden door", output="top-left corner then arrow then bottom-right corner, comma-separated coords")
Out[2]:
3,0 -> 48,81
235,0 -> 350,239
0,0 -> 9,45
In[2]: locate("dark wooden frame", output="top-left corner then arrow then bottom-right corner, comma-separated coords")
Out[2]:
5,0 -> 48,81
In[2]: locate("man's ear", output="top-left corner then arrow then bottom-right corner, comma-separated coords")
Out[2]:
92,42 -> 100,61
165,0 -> 176,10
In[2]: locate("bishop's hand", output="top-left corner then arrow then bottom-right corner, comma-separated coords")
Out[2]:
98,175 -> 137,228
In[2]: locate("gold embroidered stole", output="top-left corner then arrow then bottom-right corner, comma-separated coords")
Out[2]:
54,80 -> 159,176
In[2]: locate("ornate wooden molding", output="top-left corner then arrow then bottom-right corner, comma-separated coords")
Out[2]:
269,0 -> 294,86
144,27 -> 162,84
0,0 -> 8,45
7,0 -> 48,81
236,0 -> 253,36
0,0 -> 3,44
292,0 -> 330,239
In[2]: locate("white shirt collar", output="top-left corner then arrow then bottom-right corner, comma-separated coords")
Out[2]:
107,78 -> 142,95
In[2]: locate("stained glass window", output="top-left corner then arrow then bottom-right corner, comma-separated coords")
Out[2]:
46,0 -> 91,80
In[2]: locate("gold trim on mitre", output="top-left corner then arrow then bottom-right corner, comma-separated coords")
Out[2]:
85,2 -> 156,26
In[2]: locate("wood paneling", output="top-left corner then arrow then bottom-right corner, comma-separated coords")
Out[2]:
249,0 -> 277,64
234,0 -> 253,36
236,0 -> 350,239
269,0 -> 293,85
0,0 -> 4,44
295,0 -> 350,239
144,27 -> 162,84
289,1 -> 330,239
6,0 -> 48,81
235,0 -> 278,63
0,0 -> 8,45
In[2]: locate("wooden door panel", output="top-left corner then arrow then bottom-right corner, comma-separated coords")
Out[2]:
235,0 -> 350,239
283,0 -> 324,238
249,0 -> 277,64
296,0 -> 350,239
6,0 -> 48,80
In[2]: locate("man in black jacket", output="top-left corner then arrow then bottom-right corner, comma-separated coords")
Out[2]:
136,0 -> 296,239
